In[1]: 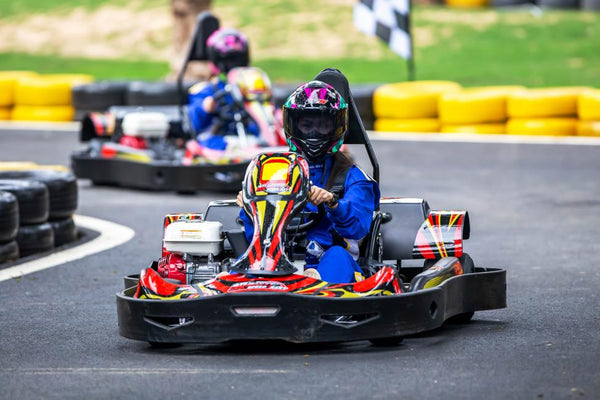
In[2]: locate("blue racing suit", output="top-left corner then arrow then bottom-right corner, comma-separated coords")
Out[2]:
187,77 -> 259,150
239,154 -> 380,283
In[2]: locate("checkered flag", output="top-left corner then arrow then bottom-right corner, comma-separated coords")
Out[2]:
353,0 -> 412,60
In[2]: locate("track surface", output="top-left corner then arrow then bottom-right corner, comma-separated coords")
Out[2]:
1,128 -> 598,399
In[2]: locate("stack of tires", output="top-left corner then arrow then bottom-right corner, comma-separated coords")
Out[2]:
0,170 -> 78,265
439,86 -> 525,134
506,87 -> 589,136
373,81 -> 462,133
12,74 -> 93,122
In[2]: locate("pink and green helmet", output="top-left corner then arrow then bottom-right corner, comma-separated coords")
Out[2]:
283,81 -> 348,162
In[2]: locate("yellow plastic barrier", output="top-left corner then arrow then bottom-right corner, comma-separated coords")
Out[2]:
373,81 -> 461,119
578,89 -> 600,120
14,74 -> 94,106
506,118 -> 577,136
0,78 -> 16,107
441,124 -> 506,134
507,87 -> 590,118
0,107 -> 11,120
374,118 -> 440,132
438,87 -> 525,125
445,0 -> 489,7
0,71 -> 38,80
577,120 -> 600,137
12,105 -> 75,122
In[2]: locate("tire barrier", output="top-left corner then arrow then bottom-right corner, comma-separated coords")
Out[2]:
0,180 -> 49,225
125,81 -> 184,106
445,0 -> 489,7
11,105 -> 75,122
0,167 -> 79,264
373,81 -> 462,119
5,73 -> 93,122
577,121 -> 600,136
578,89 -> 600,120
506,118 -> 577,136
16,222 -> 54,258
0,240 -> 19,265
0,77 -> 15,107
0,108 -> 10,120
439,86 -> 524,125
0,170 -> 78,220
538,0 -> 578,7
49,217 -> 78,247
441,123 -> 506,134
0,191 -> 19,243
72,81 -> 129,112
375,118 -> 440,133
507,87 -> 589,118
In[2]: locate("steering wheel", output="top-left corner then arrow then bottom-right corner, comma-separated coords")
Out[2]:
285,204 -> 325,234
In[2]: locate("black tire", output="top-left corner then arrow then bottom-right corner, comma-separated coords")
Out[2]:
0,191 -> 19,242
273,83 -> 301,109
0,170 -> 78,220
369,336 -> 404,347
125,81 -> 181,106
72,81 -> 128,111
0,240 -> 19,264
350,84 -> 378,121
16,222 -> 54,257
49,217 -> 78,247
0,180 -> 49,225
459,253 -> 475,274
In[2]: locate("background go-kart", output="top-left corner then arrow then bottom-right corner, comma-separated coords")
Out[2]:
0,126 -> 598,399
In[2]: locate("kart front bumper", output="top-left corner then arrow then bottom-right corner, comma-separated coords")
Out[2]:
116,267 -> 506,344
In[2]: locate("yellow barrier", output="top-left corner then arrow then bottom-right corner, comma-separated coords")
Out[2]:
374,118 -> 440,132
441,123 -> 506,134
373,81 -> 461,119
12,105 -> 75,122
506,118 -> 577,136
507,87 -> 590,118
577,120 -> 600,136
578,89 -> 600,120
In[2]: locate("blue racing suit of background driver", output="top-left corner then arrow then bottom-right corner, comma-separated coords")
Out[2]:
239,154 -> 380,283
187,78 -> 259,150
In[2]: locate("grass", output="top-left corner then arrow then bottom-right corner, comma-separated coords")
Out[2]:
0,2 -> 599,87
0,0 -> 164,19
0,53 -> 169,80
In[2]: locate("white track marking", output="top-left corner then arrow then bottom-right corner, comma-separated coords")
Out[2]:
368,131 -> 600,146
0,367 -> 290,375
0,215 -> 135,283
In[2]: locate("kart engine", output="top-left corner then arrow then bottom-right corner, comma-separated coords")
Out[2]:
160,219 -> 228,284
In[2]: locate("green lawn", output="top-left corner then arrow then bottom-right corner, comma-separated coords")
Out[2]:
1,3 -> 599,87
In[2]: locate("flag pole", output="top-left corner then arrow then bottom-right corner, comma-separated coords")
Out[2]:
407,0 -> 416,81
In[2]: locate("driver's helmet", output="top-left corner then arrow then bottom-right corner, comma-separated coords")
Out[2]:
206,28 -> 249,74
282,81 -> 348,163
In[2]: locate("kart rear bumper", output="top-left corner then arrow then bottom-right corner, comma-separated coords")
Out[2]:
71,152 -> 247,192
116,267 -> 506,344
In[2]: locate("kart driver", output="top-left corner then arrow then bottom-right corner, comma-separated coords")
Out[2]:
185,28 -> 260,162
236,81 -> 380,283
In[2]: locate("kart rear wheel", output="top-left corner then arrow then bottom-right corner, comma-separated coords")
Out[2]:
369,336 -> 404,347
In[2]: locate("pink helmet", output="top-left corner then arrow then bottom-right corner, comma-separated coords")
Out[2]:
206,28 -> 249,73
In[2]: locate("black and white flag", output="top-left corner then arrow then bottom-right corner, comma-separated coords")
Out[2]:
353,0 -> 412,60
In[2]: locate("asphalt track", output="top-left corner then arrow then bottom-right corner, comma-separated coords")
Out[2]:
0,126 -> 598,400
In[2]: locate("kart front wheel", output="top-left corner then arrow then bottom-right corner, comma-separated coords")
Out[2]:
369,336 -> 404,347
445,311 -> 475,324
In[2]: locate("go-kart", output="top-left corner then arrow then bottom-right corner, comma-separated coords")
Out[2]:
116,68 -> 506,346
71,12 -> 285,193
